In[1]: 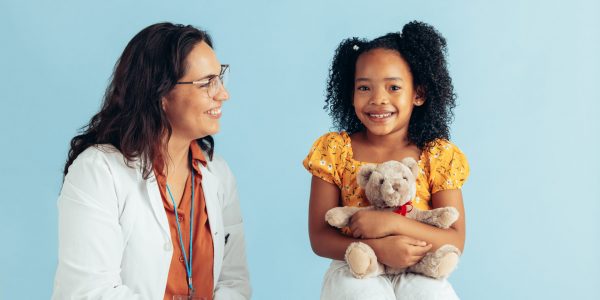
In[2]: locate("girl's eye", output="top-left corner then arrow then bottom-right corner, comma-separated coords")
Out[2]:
356,86 -> 370,91
390,85 -> 401,91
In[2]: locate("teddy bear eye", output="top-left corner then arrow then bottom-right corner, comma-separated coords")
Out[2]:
379,179 -> 384,184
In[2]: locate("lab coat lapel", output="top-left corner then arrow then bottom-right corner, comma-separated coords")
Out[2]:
145,172 -> 171,236
199,162 -> 224,284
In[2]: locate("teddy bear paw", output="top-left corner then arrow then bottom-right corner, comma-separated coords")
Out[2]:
325,208 -> 350,228
437,207 -> 459,229
437,252 -> 459,278
345,242 -> 383,279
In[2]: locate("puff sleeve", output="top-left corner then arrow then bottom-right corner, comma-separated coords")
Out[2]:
429,141 -> 470,194
302,132 -> 348,188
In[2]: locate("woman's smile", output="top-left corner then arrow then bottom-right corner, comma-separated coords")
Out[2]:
206,106 -> 222,118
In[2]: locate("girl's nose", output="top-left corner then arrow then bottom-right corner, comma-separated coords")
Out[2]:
370,87 -> 389,105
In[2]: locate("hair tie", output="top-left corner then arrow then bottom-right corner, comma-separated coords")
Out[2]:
352,45 -> 360,51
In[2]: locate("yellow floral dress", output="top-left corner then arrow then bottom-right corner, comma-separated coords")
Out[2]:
303,131 -> 470,213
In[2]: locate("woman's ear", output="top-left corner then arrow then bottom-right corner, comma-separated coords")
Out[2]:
414,86 -> 426,106
161,97 -> 168,111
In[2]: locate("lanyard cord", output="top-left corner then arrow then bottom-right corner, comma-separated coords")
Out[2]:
166,166 -> 195,291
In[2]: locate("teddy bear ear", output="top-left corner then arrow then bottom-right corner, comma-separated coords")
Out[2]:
357,164 -> 376,188
400,157 -> 420,177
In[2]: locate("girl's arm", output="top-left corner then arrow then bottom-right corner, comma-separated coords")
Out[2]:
309,176 -> 432,268
349,189 -> 466,252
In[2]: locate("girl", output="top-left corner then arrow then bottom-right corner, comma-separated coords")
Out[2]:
304,21 -> 469,299
53,23 -> 251,299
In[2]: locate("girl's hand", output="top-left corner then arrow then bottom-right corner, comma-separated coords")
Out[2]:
349,210 -> 397,239
371,235 -> 432,269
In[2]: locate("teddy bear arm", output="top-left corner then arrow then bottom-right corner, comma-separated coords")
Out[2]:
325,206 -> 369,228
413,207 -> 459,229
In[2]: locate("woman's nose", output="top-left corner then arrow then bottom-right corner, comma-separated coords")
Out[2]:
214,86 -> 229,102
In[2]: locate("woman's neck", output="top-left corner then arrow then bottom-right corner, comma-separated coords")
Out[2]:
164,135 -> 191,176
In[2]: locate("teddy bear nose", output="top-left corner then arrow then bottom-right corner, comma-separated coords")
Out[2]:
384,183 -> 395,195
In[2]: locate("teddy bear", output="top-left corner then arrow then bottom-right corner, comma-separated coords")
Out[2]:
325,157 -> 461,279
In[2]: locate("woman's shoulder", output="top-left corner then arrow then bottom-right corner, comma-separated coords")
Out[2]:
205,152 -> 236,185
67,144 -> 139,180
72,144 -> 130,168
206,152 -> 231,173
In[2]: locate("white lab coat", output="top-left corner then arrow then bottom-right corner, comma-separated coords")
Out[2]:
52,145 -> 251,299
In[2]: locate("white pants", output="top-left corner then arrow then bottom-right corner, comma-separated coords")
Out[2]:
321,260 -> 459,300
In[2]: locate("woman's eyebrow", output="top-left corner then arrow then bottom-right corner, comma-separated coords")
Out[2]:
191,74 -> 218,82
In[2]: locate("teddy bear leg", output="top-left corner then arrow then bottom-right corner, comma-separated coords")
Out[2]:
409,244 -> 461,279
344,242 -> 385,279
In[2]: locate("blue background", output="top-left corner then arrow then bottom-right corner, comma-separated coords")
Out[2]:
1,0 -> 599,299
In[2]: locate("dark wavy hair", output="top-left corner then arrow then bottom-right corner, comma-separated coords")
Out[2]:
325,21 -> 456,150
64,22 -> 214,178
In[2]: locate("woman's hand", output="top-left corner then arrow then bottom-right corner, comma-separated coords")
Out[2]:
370,235 -> 432,269
349,210 -> 398,239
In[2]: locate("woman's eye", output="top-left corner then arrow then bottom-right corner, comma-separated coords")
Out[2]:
356,86 -> 370,91
390,85 -> 401,91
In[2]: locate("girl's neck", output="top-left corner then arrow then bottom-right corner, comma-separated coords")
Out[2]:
363,129 -> 411,150
351,129 -> 420,163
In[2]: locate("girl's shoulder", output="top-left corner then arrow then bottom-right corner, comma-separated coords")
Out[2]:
312,131 -> 351,148
423,139 -> 467,161
303,131 -> 353,186
422,139 -> 470,192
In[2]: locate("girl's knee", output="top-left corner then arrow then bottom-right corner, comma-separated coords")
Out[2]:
394,273 -> 459,300
321,262 -> 395,300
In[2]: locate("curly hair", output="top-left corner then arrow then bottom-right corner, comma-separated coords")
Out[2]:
64,22 -> 214,179
324,21 -> 456,150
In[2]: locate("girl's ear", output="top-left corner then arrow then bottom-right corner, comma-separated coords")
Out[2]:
414,86 -> 426,106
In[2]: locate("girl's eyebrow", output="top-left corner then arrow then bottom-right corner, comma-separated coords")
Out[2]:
355,77 -> 404,82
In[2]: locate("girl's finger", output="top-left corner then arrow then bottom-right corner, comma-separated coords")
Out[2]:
402,236 -> 428,247
411,244 -> 433,256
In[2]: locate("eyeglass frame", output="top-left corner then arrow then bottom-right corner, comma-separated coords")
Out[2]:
175,64 -> 229,97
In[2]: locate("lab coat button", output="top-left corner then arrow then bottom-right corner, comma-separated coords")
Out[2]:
164,242 -> 172,251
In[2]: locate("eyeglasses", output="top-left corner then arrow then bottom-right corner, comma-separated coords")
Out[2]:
176,64 -> 229,98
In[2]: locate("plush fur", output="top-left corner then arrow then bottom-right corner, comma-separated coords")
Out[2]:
325,158 -> 461,279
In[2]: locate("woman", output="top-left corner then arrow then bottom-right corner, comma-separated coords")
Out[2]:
53,23 -> 251,299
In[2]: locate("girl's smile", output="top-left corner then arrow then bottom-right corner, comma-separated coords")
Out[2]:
364,110 -> 396,123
